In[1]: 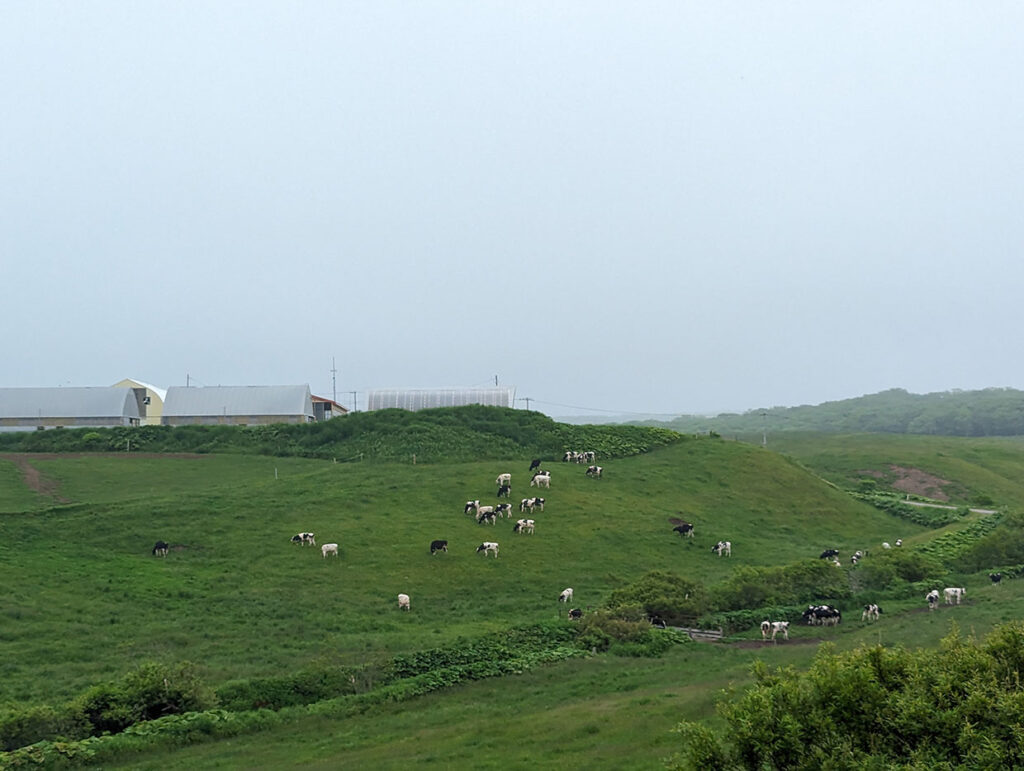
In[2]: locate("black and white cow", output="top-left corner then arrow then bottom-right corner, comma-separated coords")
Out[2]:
990,572 -> 1003,584
568,608 -> 583,620
926,589 -> 940,610
862,604 -> 881,622
673,523 -> 695,538
559,587 -> 574,603
585,465 -> 603,478
476,541 -> 499,558
476,507 -> 497,525
152,540 -> 169,557
819,549 -> 839,560
430,539 -> 448,555
530,472 -> 551,489
495,503 -> 514,518
290,532 -> 316,546
712,540 -> 731,557
944,587 -> 966,605
802,605 -> 842,626
495,473 -> 512,488
520,497 -> 545,513
497,484 -> 512,498
464,500 -> 480,515
513,518 -> 535,534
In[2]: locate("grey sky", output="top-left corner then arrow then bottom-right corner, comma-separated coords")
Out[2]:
3,3 -> 1022,417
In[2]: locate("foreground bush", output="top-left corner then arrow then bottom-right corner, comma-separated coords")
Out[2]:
669,622 -> 1024,769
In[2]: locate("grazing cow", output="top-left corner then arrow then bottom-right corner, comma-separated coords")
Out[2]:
568,608 -> 583,620
926,589 -> 940,610
712,540 -> 731,557
430,539 -> 448,555
530,472 -> 551,489
152,540 -> 169,557
495,503 -> 514,518
802,605 -> 842,626
321,543 -> 339,558
476,541 -> 499,558
559,587 -> 574,603
770,621 -> 790,641
882,542 -> 891,549
290,532 -> 316,546
520,497 -> 545,513
673,523 -> 695,538
586,465 -> 603,478
496,473 -> 512,487
476,508 -> 497,525
819,549 -> 839,560
862,604 -> 881,622
529,459 -> 542,472
513,518 -> 535,534
562,451 -> 575,463
398,593 -> 411,611
895,539 -> 903,547
990,572 -> 1003,584
497,484 -> 512,498
464,500 -> 480,515
944,587 -> 966,605
760,620 -> 772,640
649,615 -> 667,629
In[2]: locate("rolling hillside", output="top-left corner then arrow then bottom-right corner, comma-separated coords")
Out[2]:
3,416 -> 1024,767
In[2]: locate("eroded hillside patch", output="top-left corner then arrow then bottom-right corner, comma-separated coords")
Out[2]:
0,453 -> 70,504
888,465 -> 952,501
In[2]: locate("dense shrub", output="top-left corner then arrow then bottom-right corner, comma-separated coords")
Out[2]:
0,406 -> 683,463
669,622 -> 1024,770
711,560 -> 850,612
605,571 -> 708,625
856,549 -> 945,591
956,513 -> 1024,573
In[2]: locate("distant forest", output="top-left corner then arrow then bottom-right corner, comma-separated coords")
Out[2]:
635,388 -> 1024,437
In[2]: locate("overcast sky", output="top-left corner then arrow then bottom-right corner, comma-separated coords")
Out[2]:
3,3 -> 1022,418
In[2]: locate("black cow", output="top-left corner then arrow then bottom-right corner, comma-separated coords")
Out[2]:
152,540 -> 169,557
990,572 -> 1003,584
673,523 -> 695,538
568,608 -> 583,620
529,459 -> 542,472
430,539 -> 448,555
819,549 -> 839,560
648,614 -> 667,629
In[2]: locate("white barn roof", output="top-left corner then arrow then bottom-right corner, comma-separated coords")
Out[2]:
163,385 -> 313,418
367,387 -> 515,412
0,387 -> 141,419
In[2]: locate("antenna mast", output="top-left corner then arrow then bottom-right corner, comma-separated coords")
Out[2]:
331,357 -> 338,403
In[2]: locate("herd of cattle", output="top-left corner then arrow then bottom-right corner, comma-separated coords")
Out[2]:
148,455 -> 1001,638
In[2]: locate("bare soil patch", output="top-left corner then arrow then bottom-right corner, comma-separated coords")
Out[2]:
0,453 -> 70,503
888,465 -> 951,501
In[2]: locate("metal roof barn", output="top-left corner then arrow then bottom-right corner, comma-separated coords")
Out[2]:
162,385 -> 314,426
0,387 -> 141,431
366,387 -> 515,412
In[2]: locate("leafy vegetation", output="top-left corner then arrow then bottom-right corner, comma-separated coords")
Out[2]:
640,387 -> 1024,437
670,622 -> 1024,770
0,406 -> 682,463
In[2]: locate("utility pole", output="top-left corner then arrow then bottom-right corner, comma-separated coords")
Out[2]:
495,375 -> 499,386
761,411 -> 767,447
350,391 -> 357,413
517,397 -> 532,411
331,357 -> 338,403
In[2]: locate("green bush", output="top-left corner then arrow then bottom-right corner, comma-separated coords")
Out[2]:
0,704 -> 90,752
669,623 -> 1024,770
711,560 -> 850,612
605,571 -> 708,625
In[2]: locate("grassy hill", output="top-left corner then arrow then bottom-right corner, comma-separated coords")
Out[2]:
3,414 -> 1024,767
638,387 -> 1024,437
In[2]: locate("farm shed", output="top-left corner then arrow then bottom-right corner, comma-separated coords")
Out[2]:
112,378 -> 167,426
161,385 -> 315,426
366,387 -> 515,412
311,394 -> 348,421
0,387 -> 142,432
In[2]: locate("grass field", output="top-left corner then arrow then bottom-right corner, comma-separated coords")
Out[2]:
3,432 -> 1024,767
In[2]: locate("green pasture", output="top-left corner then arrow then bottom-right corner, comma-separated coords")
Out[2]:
106,581 -> 1024,770
3,439 -> 928,706
3,433 -> 1024,767
763,432 -> 1024,508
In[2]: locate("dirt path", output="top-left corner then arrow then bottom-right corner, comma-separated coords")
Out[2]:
0,453 -> 71,503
